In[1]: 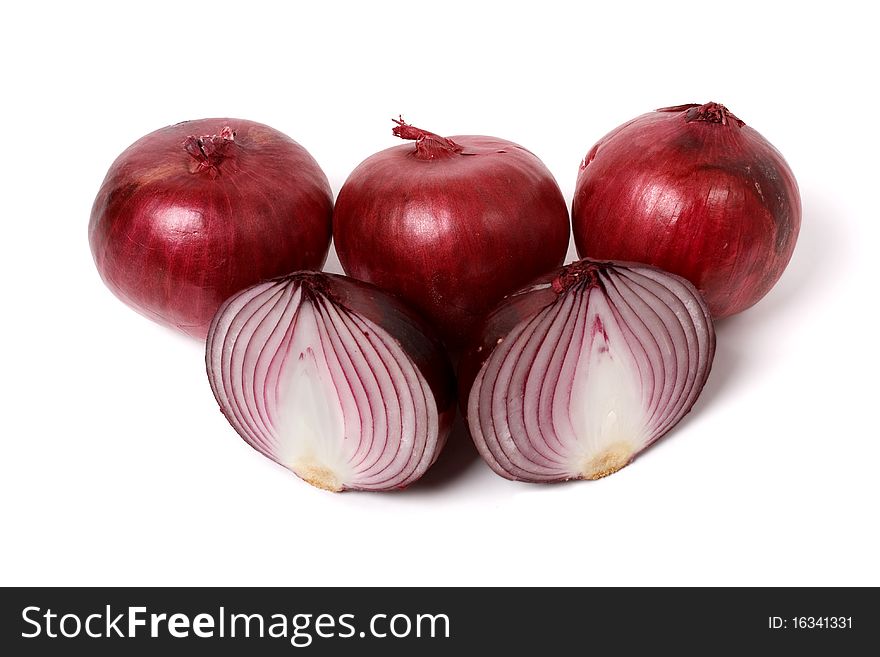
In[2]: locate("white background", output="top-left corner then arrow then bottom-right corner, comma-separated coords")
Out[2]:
2,1 -> 877,586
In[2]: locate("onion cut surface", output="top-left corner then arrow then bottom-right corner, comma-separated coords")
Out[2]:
461,259 -> 715,483
206,273 -> 454,492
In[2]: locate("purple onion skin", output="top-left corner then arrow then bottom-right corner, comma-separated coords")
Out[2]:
460,258 -> 716,483
573,102 -> 801,318
206,272 -> 456,492
90,119 -> 333,339
333,119 -> 570,348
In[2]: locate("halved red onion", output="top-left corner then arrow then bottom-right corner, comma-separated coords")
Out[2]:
460,259 -> 715,483
206,272 -> 455,492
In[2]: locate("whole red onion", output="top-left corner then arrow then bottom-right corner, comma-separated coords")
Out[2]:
572,102 -> 801,318
89,119 -> 333,338
333,118 -> 570,347
207,272 -> 455,492
459,258 -> 715,483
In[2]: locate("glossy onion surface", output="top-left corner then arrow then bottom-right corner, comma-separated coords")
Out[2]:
90,118 -> 333,338
573,103 -> 800,318
333,119 -> 570,347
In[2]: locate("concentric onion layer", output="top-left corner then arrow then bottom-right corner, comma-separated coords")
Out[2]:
206,275 -> 447,492
466,262 -> 715,483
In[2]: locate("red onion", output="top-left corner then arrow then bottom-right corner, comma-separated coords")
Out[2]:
89,119 -> 333,339
333,118 -> 570,347
572,102 -> 800,318
206,272 -> 455,492
460,258 -> 715,483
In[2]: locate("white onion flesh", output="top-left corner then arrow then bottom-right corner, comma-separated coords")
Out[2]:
206,274 -> 452,492
465,261 -> 715,483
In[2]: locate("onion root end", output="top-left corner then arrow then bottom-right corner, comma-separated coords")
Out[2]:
292,462 -> 344,493
580,442 -> 635,480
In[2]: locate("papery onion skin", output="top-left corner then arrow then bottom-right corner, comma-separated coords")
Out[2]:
206,272 -> 455,492
460,258 -> 715,483
333,118 -> 570,347
572,102 -> 801,318
90,118 -> 333,339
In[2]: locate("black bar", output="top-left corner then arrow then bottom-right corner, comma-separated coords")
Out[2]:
1,587 -> 874,654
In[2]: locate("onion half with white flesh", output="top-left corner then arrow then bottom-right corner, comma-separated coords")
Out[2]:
207,272 -> 455,492
460,259 -> 715,483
